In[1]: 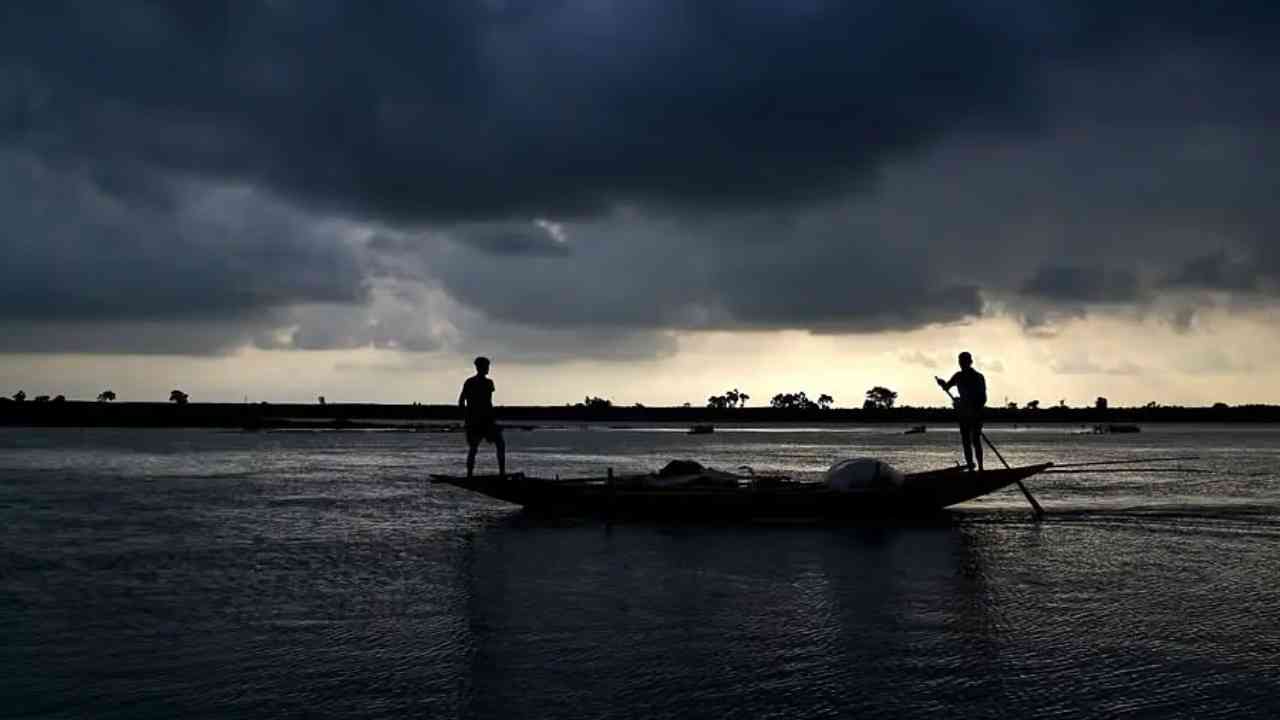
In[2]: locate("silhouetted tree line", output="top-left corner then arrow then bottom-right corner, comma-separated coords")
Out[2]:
4,385 -> 1280,429
770,392 -> 834,410
707,388 -> 750,409
8,391 -> 69,403
3,389 -> 182,404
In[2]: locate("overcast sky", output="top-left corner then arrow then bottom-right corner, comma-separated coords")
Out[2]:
2,1 -> 1278,406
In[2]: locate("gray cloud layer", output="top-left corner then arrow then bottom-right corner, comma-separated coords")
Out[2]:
0,149 -> 367,352
2,2 -> 1278,355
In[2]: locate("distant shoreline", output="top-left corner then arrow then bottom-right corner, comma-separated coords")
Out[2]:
2,401 -> 1278,429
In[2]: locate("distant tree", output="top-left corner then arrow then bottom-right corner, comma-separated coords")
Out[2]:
97,390 -> 116,402
1025,400 -> 1040,410
633,402 -> 645,409
1095,397 -> 1108,410
12,390 -> 26,402
34,395 -> 50,402
583,396 -> 611,409
1212,402 -> 1229,410
318,396 -> 326,406
864,386 -> 897,410
1144,401 -> 1159,409
708,389 -> 749,409
1006,401 -> 1018,410
53,395 -> 66,403
169,390 -> 189,405
817,393 -> 834,410
771,392 -> 818,410
681,402 -> 691,408
1058,399 -> 1068,409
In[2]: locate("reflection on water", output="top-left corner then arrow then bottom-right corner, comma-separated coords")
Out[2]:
2,425 -> 1279,718
461,522 -> 998,718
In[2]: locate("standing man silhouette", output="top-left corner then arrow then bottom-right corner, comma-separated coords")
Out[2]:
936,352 -> 987,471
459,356 -> 505,478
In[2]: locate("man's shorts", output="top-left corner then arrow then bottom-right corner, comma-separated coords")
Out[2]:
958,408 -> 984,436
465,420 -> 503,446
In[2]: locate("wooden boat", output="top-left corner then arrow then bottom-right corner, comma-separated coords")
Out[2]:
430,462 -> 1053,523
688,424 -> 715,434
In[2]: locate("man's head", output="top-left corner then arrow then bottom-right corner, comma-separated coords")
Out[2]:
958,352 -> 973,369
474,356 -> 491,375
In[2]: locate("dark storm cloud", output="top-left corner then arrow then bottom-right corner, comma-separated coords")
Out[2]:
3,1 -> 1280,355
1166,251 -> 1276,295
1022,265 -> 1142,303
0,1 -> 1029,221
255,280 -> 449,353
385,207 -> 990,336
452,222 -> 571,257
7,0 -> 1276,222
0,150 -> 367,352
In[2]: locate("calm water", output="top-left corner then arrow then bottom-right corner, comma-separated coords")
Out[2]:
2,424 -> 1278,718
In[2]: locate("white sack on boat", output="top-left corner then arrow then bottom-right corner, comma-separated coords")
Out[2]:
825,458 -> 904,491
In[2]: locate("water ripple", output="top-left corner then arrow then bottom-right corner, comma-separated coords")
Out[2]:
2,425 -> 1279,718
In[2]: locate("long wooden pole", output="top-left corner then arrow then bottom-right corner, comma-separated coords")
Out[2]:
939,383 -> 1044,518
1051,456 -> 1199,469
1045,468 -> 1209,475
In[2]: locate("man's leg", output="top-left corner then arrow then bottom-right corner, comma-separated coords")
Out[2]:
494,432 -> 506,478
466,437 -> 479,477
972,424 -> 984,471
959,421 -> 975,469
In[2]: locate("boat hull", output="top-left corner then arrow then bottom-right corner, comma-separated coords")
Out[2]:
431,463 -> 1053,523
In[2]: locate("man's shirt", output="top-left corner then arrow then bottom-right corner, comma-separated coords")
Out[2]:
460,376 -> 495,424
947,368 -> 987,410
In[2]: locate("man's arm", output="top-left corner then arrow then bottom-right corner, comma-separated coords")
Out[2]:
936,373 -> 957,391
458,382 -> 468,410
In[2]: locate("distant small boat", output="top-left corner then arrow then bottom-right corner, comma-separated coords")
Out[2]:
904,425 -> 927,435
688,424 -> 715,435
1093,424 -> 1141,434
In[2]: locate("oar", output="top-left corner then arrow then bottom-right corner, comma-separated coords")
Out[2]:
938,383 -> 1045,518
1044,468 -> 1210,475
1051,456 -> 1200,468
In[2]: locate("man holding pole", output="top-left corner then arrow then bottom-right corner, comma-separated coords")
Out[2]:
459,356 -> 506,479
937,352 -> 987,472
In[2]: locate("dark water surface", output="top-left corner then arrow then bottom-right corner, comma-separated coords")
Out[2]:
3,425 -> 1278,718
